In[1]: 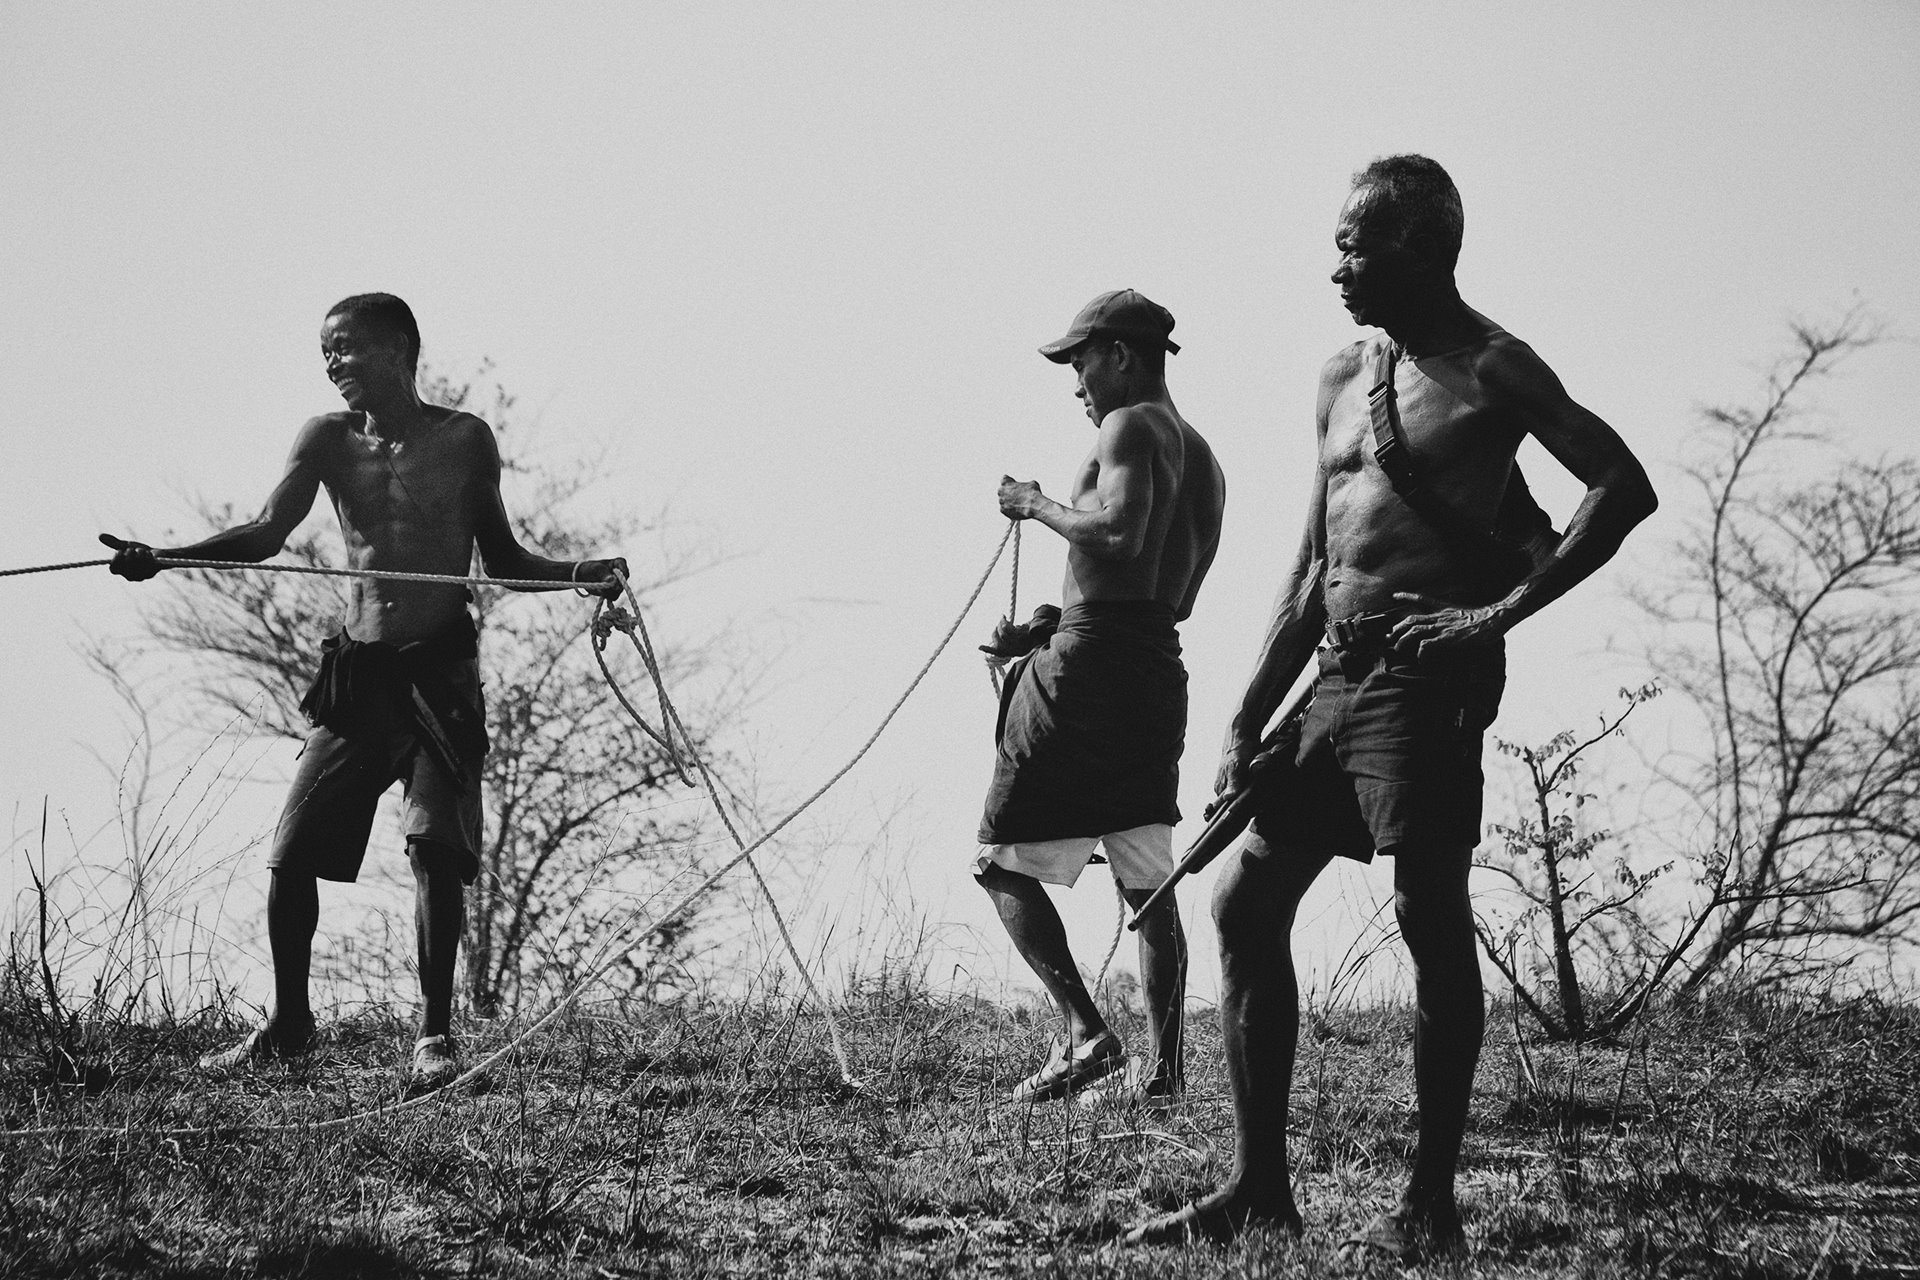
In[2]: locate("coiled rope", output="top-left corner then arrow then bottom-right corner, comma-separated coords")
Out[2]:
0,522 -> 1016,1138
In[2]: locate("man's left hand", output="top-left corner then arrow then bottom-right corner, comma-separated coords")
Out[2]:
1387,592 -> 1506,659
575,556 -> 629,599
998,476 -> 1043,521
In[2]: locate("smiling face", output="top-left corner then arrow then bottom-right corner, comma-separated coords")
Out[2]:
319,313 -> 412,411
1331,185 -> 1423,329
1068,339 -> 1128,425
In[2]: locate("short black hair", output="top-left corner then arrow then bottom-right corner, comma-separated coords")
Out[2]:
1350,154 -> 1464,272
325,293 -> 421,371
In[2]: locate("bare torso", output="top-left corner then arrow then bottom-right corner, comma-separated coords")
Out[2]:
1320,318 -> 1528,619
1064,404 -> 1226,621
315,406 -> 495,643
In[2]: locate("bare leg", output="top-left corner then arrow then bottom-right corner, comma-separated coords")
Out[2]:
409,840 -> 466,1041
1212,837 -> 1327,1219
1119,885 -> 1185,1094
976,864 -> 1107,1048
265,869 -> 318,1047
1391,845 -> 1482,1221
1129,836 -> 1325,1242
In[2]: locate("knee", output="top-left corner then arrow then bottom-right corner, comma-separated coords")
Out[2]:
1212,868 -> 1290,953
408,838 -> 474,888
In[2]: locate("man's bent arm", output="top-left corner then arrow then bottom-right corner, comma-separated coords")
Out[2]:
1000,409 -> 1158,560
466,417 -> 621,591
1391,345 -> 1658,654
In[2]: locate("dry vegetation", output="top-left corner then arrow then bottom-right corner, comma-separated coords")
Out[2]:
3,966 -> 1917,1278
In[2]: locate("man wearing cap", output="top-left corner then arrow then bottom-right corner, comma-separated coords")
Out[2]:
977,289 -> 1226,1106
1128,157 -> 1656,1256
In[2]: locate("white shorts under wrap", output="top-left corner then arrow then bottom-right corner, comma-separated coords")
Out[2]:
974,823 -> 1175,891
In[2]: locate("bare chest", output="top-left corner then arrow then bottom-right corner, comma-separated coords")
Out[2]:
1323,357 -> 1518,490
329,429 -> 476,538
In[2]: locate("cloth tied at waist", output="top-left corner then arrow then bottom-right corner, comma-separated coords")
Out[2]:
298,619 -> 488,775
977,598 -> 1187,846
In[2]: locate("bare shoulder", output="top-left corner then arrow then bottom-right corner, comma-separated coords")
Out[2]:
1315,339 -> 1369,428
1320,339 -> 1369,390
292,410 -> 354,458
1100,402 -> 1179,454
425,405 -> 502,456
427,404 -> 492,436
1470,330 -> 1571,408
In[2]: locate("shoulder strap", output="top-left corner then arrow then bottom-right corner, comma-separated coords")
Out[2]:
1367,339 -> 1422,496
1365,336 -> 1548,596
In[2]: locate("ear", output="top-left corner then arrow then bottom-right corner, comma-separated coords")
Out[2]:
1404,230 -> 1444,274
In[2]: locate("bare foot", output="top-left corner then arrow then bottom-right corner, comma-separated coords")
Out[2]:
1340,1202 -> 1465,1261
198,1016 -> 316,1073
1124,1191 -> 1303,1245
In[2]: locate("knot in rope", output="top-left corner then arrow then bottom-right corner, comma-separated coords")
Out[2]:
591,602 -> 640,646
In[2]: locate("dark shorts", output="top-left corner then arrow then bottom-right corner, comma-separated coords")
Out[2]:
977,599 -> 1187,846
1248,642 -> 1504,862
269,658 -> 484,884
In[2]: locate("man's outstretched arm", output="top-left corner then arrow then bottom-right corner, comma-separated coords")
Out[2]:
103,417 -> 330,580
465,417 -> 626,596
998,408 -> 1157,560
1388,345 -> 1658,656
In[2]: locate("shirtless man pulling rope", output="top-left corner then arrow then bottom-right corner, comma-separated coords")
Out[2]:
103,293 -> 626,1091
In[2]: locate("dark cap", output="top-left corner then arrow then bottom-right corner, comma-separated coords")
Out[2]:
1038,289 -> 1180,363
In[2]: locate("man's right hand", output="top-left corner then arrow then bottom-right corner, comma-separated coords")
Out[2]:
1210,734 -> 1261,816
99,534 -> 162,582
979,603 -> 1062,659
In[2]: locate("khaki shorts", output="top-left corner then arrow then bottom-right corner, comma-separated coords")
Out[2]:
975,823 -> 1174,890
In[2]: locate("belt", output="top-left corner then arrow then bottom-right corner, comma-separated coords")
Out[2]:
1326,611 -> 1405,650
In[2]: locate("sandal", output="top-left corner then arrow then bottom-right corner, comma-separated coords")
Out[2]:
1010,1031 -> 1124,1103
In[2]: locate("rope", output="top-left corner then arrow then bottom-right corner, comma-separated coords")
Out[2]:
591,577 -> 858,1080
0,553 -> 581,592
1008,521 -> 1020,622
0,558 -> 114,578
1093,879 -> 1128,991
0,521 -> 1018,1139
153,557 -> 576,592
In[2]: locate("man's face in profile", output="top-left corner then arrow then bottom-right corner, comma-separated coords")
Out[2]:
1069,340 -> 1126,426
1332,187 -> 1419,329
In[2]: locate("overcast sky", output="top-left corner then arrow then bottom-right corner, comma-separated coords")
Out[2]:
4,4 -> 1917,1006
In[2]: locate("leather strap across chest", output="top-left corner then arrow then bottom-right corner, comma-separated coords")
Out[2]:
1364,337 -> 1546,597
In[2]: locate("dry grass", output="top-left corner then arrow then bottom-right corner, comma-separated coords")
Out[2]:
2,969 -> 1917,1278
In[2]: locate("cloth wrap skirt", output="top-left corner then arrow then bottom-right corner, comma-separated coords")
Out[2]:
977,599 -> 1187,845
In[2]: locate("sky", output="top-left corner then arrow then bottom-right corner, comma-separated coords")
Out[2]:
4,4 -> 1918,1011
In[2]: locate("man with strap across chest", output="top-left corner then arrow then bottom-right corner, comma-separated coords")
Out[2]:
1129,157 -> 1657,1256
104,294 -> 627,1091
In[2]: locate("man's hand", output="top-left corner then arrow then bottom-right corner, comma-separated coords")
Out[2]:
1387,592 -> 1507,660
573,556 -> 629,599
998,476 -> 1044,521
1211,733 -> 1261,817
980,603 -> 1061,659
99,533 -> 163,582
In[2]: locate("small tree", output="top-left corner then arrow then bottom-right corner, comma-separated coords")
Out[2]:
1477,684 -> 1722,1040
131,364 -> 738,1013
1639,314 -> 1920,990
